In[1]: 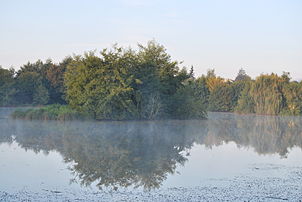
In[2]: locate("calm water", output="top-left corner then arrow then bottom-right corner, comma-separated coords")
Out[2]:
1,108 -> 302,193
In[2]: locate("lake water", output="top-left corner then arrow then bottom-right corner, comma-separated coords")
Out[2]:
1,109 -> 302,195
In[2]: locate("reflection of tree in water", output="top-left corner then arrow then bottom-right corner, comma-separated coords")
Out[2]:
1,120 -> 207,190
61,121 -> 206,190
0,109 -> 17,144
0,119 -> 14,144
206,113 -> 302,157
1,113 -> 302,190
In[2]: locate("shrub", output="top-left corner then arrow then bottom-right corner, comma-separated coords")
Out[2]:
12,104 -> 92,121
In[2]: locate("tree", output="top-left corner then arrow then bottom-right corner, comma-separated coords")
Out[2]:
205,69 -> 225,93
172,79 -> 207,119
282,81 -> 302,115
235,73 -> 298,115
65,49 -> 139,120
235,68 -> 251,81
14,71 -> 50,105
33,84 -> 49,105
235,81 -> 255,113
208,84 -> 233,112
13,60 -> 54,105
136,41 -> 191,118
14,72 -> 41,104
194,76 -> 210,108
46,57 -> 72,104
251,74 -> 286,115
0,67 -> 16,106
229,81 -> 246,110
64,41 -> 205,120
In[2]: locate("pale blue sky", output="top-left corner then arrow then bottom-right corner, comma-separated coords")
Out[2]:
1,0 -> 301,80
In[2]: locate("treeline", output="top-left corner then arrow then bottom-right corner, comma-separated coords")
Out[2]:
1,41 -> 206,120
0,58 -> 70,106
1,41 -> 302,120
203,70 -> 302,115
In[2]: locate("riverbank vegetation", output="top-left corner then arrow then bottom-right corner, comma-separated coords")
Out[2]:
1,41 -> 302,120
11,104 -> 91,121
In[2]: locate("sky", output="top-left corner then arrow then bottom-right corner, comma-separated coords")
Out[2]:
0,0 -> 301,80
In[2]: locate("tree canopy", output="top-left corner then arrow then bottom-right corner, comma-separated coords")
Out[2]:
64,41 -> 206,120
1,41 -> 301,118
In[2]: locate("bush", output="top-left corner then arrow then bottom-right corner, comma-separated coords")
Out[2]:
11,104 -> 92,121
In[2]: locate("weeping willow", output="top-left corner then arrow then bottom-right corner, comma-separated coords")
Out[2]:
236,73 -> 301,115
251,74 -> 286,115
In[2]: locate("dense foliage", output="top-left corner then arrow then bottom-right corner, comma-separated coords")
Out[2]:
195,69 -> 302,116
64,41 -> 205,120
0,58 -> 71,106
12,104 -> 91,121
236,73 -> 302,115
1,41 -> 207,120
1,42 -> 302,118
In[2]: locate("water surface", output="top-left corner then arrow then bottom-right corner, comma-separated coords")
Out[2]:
1,109 -> 302,193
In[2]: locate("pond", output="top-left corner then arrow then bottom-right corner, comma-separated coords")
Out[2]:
0,109 -> 302,200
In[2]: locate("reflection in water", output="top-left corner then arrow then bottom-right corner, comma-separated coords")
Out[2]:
206,113 -> 302,157
0,112 -> 302,190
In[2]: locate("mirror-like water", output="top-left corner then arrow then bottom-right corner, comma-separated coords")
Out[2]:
1,109 -> 302,195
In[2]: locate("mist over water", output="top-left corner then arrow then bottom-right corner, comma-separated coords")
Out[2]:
1,109 -> 302,192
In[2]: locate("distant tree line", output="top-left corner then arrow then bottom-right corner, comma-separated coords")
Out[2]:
1,41 -> 301,119
0,57 -> 70,106
198,68 -> 302,115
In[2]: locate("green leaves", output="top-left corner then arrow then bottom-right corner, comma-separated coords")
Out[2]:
236,73 -> 302,115
64,41 -> 205,120
0,67 -> 15,106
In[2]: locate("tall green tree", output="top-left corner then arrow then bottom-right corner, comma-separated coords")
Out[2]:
282,81 -> 302,115
64,41 -> 206,120
251,74 -> 287,115
0,67 -> 16,106
65,49 -> 138,120
235,73 -> 301,115
235,81 -> 255,113
14,71 -> 49,105
46,57 -> 72,104
172,79 -> 207,119
235,68 -> 251,81
136,41 -> 191,118
14,60 -> 51,105
208,83 -> 233,112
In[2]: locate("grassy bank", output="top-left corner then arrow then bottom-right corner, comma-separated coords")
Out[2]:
11,104 -> 92,121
